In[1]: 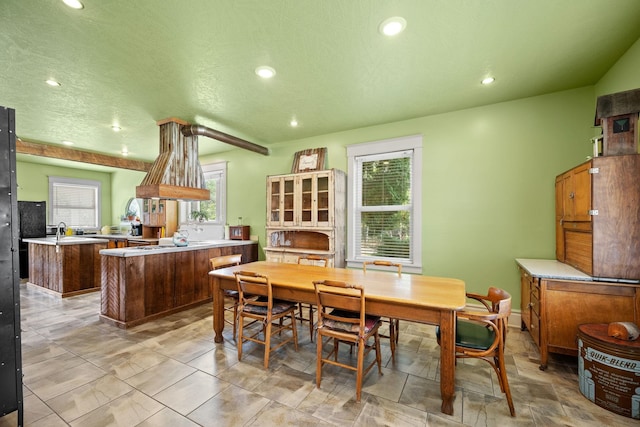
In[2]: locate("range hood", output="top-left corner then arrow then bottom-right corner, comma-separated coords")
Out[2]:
136,118 -> 210,201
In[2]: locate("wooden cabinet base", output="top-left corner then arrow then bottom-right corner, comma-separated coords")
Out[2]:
100,243 -> 257,329
28,242 -> 106,297
519,267 -> 640,370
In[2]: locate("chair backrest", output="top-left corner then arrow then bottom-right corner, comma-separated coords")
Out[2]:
298,254 -> 328,267
209,253 -> 242,271
362,260 -> 402,276
234,270 -> 272,311
313,280 -> 365,333
485,287 -> 512,343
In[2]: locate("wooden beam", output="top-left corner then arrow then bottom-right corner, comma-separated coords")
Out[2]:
16,138 -> 152,172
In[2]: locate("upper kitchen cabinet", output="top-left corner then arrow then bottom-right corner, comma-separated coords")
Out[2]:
556,154 -> 640,280
265,169 -> 346,267
267,170 -> 342,228
141,199 -> 177,238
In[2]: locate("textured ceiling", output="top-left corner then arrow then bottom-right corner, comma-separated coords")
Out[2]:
2,0 -> 640,168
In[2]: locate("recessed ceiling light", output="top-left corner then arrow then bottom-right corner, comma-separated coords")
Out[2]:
45,79 -> 61,87
62,0 -> 84,10
290,119 -> 298,127
62,140 -> 74,146
111,125 -> 121,132
255,66 -> 276,79
481,77 -> 496,85
379,17 -> 407,36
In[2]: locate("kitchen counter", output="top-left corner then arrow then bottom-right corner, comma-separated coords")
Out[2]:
24,237 -> 108,297
23,236 -> 109,245
100,239 -> 255,257
100,239 -> 258,328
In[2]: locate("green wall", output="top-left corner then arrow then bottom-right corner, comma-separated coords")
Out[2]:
16,161 -> 113,226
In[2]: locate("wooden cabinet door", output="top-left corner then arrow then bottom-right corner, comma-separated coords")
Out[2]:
266,177 -> 282,226
520,268 -> 531,331
571,162 -> 592,222
555,175 -> 565,261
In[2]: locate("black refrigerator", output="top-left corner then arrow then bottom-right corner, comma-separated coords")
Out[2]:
18,201 -> 46,279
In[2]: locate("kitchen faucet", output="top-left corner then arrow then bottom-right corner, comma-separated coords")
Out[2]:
56,221 -> 67,241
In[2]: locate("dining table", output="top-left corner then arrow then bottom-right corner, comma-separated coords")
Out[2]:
208,261 -> 466,415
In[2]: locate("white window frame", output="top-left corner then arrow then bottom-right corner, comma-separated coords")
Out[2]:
179,161 -> 227,224
48,176 -> 102,229
346,135 -> 422,273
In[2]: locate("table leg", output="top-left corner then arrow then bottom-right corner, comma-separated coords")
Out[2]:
211,276 -> 224,343
439,310 -> 456,415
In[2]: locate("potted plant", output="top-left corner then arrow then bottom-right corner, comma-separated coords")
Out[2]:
126,209 -> 136,221
191,210 -> 208,222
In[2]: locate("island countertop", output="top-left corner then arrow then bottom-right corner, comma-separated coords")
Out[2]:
100,239 -> 256,257
23,236 -> 110,245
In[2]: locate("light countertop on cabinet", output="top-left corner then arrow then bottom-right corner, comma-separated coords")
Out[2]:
100,240 -> 256,257
515,258 -> 593,281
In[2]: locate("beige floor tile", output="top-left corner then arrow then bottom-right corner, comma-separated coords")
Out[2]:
68,389 -> 163,427
187,384 -> 270,426
153,371 -> 230,415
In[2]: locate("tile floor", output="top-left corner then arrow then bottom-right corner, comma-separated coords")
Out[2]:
1,284 -> 637,426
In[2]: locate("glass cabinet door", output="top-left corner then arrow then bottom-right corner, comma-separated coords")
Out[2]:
300,175 -> 313,224
283,177 -> 295,225
317,174 -> 330,225
268,179 -> 281,224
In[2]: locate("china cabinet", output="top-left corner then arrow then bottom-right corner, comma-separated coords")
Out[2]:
265,169 -> 345,267
141,199 -> 177,238
555,154 -> 640,280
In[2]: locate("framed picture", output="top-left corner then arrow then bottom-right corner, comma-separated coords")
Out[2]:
291,147 -> 327,173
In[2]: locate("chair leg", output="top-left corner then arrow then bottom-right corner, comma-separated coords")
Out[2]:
308,305 -> 314,342
496,351 -> 515,416
374,333 -> 383,375
232,304 -> 238,340
237,314 -> 244,362
316,335 -> 323,389
389,318 -> 396,363
264,319 -> 272,369
291,311 -> 299,351
355,338 -> 365,402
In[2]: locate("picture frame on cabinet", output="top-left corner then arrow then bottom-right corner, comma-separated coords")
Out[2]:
291,147 -> 326,173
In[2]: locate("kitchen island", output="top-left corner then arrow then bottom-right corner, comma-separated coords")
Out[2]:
99,240 -> 258,328
23,236 -> 109,297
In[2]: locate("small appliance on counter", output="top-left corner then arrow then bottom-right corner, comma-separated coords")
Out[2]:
131,222 -> 143,236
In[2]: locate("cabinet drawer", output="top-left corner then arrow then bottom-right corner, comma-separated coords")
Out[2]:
530,311 -> 540,346
531,281 -> 540,300
530,293 -> 540,316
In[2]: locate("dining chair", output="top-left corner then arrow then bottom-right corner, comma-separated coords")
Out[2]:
234,270 -> 298,369
297,254 -> 328,341
362,260 -> 402,362
209,253 -> 242,339
436,286 -> 515,416
313,279 -> 383,402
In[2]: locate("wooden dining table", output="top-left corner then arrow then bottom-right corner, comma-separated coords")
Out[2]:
208,261 -> 466,415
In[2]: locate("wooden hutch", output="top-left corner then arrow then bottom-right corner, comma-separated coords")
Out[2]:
519,153 -> 640,370
265,169 -> 346,267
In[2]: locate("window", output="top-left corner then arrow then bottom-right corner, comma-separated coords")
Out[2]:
49,176 -> 101,228
347,135 -> 422,272
180,161 -> 226,224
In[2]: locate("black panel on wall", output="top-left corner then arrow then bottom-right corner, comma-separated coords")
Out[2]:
0,106 -> 23,425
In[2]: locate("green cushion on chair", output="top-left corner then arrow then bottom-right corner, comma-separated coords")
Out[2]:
435,320 -> 496,351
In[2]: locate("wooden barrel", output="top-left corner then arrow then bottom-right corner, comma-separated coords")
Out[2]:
577,323 -> 640,419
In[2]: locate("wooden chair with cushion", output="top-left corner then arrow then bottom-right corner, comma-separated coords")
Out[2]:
313,279 -> 383,402
362,260 -> 402,362
297,254 -> 328,341
234,270 -> 298,369
209,253 -> 242,339
436,286 -> 515,416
